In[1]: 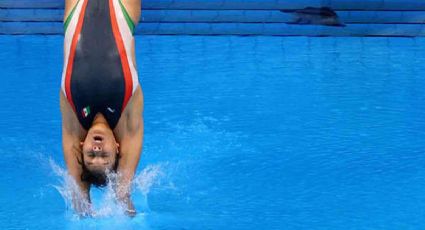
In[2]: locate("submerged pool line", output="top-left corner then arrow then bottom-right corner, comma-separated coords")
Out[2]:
1,0 -> 425,36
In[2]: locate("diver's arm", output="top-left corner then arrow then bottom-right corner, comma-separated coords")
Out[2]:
60,92 -> 92,215
114,87 -> 144,216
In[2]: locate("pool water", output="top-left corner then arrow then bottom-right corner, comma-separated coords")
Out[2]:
0,35 -> 425,229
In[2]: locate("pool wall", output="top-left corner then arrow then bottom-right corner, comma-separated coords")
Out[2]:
1,0 -> 425,36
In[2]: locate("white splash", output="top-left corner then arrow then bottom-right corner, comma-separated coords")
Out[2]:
50,159 -> 165,218
50,159 -> 92,217
133,164 -> 164,196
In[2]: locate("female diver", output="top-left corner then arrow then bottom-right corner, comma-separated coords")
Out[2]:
60,0 -> 143,216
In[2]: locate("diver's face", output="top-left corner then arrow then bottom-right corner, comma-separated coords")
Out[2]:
81,124 -> 119,173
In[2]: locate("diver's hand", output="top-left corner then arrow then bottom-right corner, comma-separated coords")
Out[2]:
125,208 -> 137,217
73,197 -> 93,217
115,175 -> 137,217
124,198 -> 137,217
71,187 -> 92,217
117,193 -> 137,217
116,190 -> 137,217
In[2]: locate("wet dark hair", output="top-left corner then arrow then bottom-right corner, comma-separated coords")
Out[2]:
75,147 -> 120,187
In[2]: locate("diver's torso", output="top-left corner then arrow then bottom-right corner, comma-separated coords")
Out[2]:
61,0 -> 138,130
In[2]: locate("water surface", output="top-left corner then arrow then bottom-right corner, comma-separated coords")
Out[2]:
0,35 -> 424,229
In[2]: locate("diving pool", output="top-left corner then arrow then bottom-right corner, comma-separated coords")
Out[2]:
0,35 -> 425,229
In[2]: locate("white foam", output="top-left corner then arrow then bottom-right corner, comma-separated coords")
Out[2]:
133,164 -> 164,196
50,159 -> 92,217
50,159 -> 165,218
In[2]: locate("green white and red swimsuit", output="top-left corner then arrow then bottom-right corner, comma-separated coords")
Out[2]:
61,0 -> 139,130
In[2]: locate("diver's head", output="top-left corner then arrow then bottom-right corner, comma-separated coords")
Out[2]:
80,118 -> 120,187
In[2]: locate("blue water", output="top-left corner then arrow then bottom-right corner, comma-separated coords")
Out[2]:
1,35 -> 425,229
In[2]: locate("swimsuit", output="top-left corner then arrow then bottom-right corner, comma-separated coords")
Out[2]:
61,0 -> 139,130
